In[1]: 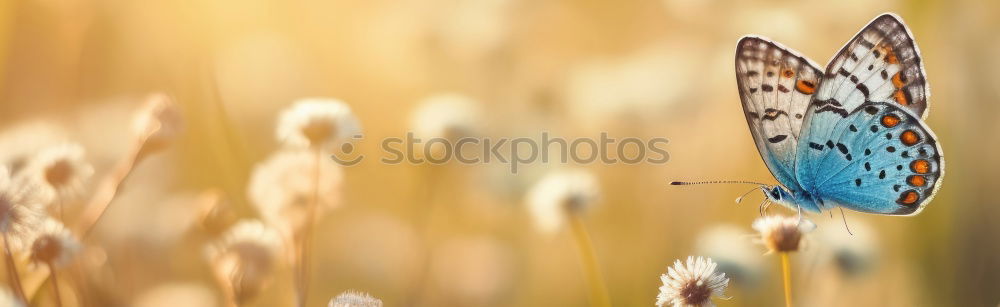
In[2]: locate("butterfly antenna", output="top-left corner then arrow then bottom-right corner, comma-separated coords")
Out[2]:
839,208 -> 854,236
670,180 -> 768,186
734,186 -> 759,204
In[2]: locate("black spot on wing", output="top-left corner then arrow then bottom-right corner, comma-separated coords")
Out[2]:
856,84 -> 869,98
809,142 -> 825,151
836,143 -> 849,154
767,135 -> 788,143
762,85 -> 774,92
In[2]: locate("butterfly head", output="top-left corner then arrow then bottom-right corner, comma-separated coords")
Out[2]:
763,185 -> 794,206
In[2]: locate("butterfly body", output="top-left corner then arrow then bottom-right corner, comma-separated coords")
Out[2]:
737,13 -> 943,216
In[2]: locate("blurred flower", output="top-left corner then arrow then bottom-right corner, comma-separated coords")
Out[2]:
431,236 -> 514,305
248,149 -> 343,232
133,282 -> 217,307
410,93 -> 482,141
328,290 -> 383,307
429,0 -> 514,61
695,225 -> 764,285
0,286 -> 23,307
0,166 -> 48,251
277,98 -> 361,150
22,143 -> 93,201
656,256 -> 729,307
526,169 -> 599,234
816,220 -> 878,277
752,215 -> 815,253
207,220 -> 284,305
29,218 -> 81,268
564,44 -> 696,123
0,121 -> 68,173
132,93 -> 183,156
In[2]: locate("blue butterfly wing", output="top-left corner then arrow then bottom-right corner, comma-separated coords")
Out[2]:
795,14 -> 942,215
735,37 -> 824,191
796,102 -> 942,215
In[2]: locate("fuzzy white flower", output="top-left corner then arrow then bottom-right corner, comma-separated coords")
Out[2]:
410,93 -> 482,141
23,143 -> 93,201
247,150 -> 343,232
752,215 -> 815,253
526,170 -> 599,234
656,256 -> 729,307
328,290 -> 383,307
207,220 -> 284,304
0,286 -> 23,307
29,218 -> 81,268
0,166 -> 48,251
277,98 -> 361,149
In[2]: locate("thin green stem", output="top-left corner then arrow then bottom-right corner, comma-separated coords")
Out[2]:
567,214 -> 611,307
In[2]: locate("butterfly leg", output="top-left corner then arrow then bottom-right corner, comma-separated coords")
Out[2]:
758,199 -> 771,216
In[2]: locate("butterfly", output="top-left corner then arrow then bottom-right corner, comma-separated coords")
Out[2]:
726,13 -> 943,216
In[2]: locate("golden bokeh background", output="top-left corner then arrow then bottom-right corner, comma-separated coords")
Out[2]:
1,0 -> 998,306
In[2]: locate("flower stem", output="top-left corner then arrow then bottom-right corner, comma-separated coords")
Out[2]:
295,148 -> 323,307
567,214 -> 611,307
2,234 -> 27,304
47,263 -> 62,307
781,252 -> 793,307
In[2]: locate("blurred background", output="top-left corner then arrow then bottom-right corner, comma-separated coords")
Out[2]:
1,0 -> 998,306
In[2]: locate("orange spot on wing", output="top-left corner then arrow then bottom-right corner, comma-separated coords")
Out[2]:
783,70 -> 795,78
907,175 -> 927,187
897,190 -> 919,205
900,130 -> 920,146
795,80 -> 816,95
911,159 -> 931,174
885,47 -> 899,64
892,72 -> 907,88
881,114 -> 901,128
894,90 -> 910,105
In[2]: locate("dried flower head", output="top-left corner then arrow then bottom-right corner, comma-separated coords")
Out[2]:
410,93 -> 482,141
277,98 -> 361,149
656,256 -> 729,307
0,286 -> 23,307
328,290 -> 383,307
247,150 -> 343,232
207,220 -> 284,304
752,215 -> 815,253
132,93 -> 182,156
23,143 -> 93,200
29,218 -> 81,268
0,166 -> 48,251
526,170 -> 599,234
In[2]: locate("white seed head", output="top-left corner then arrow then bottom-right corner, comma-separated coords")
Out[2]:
656,256 -> 729,307
752,215 -> 815,253
0,166 -> 48,251
277,98 -> 361,149
328,290 -> 383,307
526,169 -> 599,234
410,93 -> 482,141
207,220 -> 284,304
23,143 -> 93,200
247,149 -> 343,232
29,218 -> 81,268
